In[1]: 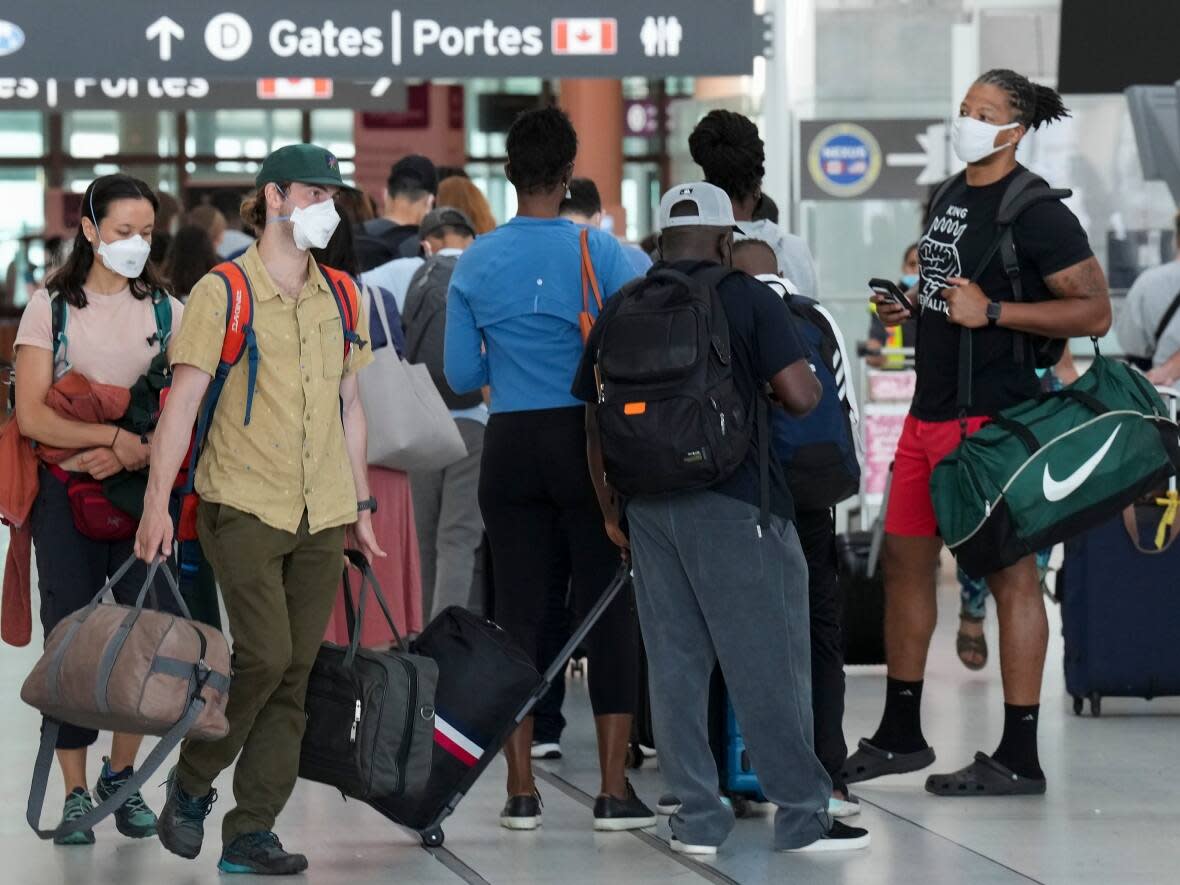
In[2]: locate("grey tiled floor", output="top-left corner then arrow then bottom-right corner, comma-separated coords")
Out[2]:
3,533 -> 1177,883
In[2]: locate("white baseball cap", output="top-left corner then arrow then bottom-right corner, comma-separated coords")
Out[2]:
658,182 -> 738,230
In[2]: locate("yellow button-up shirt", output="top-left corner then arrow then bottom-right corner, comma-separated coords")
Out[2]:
169,244 -> 373,534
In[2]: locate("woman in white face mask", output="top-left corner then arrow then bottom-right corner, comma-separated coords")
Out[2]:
12,173 -> 185,844
852,69 -> 1113,801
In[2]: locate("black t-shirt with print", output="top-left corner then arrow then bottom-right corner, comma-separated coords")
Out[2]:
912,165 -> 1093,421
572,260 -> 810,522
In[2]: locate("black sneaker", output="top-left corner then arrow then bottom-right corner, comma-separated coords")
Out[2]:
218,831 -> 308,875
500,791 -> 542,830
783,820 -> 871,853
593,780 -> 658,831
93,757 -> 158,839
156,766 -> 216,860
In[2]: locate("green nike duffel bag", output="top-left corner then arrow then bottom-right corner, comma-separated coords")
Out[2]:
931,356 -> 1180,580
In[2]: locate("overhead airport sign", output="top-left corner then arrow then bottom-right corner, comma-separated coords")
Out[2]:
0,77 -> 408,111
0,3 -> 767,79
800,118 -> 949,201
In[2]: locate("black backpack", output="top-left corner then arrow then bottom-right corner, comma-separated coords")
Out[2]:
402,254 -> 483,410
590,266 -> 768,519
927,169 -> 1073,370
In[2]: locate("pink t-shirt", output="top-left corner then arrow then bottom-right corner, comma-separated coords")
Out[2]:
15,287 -> 185,388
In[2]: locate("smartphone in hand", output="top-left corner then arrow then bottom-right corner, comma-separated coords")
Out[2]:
868,278 -> 915,316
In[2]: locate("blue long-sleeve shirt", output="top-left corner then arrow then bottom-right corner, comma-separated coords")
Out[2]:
444,216 -> 639,414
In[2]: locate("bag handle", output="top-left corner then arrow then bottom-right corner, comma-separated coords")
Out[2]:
1122,494 -> 1180,554
341,549 -> 406,667
367,284 -> 398,359
579,228 -> 604,343
87,556 -> 192,621
27,685 -> 209,839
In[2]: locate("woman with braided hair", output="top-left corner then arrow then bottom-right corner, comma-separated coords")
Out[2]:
688,109 -> 818,298
846,69 -> 1111,797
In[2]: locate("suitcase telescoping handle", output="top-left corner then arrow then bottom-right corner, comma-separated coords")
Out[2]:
514,561 -> 632,725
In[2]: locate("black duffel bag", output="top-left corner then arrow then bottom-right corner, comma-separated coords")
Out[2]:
368,604 -> 542,839
299,550 -> 439,801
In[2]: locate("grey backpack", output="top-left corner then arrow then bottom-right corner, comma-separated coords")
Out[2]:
402,253 -> 483,410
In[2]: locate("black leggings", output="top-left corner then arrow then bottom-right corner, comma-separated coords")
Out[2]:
479,407 -> 638,717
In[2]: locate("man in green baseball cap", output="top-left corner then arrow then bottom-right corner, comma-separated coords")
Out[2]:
255,143 -> 351,191
137,143 -> 382,875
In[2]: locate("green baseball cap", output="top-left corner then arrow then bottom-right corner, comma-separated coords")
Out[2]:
255,143 -> 351,190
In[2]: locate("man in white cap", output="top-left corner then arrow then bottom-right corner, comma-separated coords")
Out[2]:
573,182 -> 870,856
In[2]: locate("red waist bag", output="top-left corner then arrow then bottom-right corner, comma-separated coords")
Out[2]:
47,466 -> 138,542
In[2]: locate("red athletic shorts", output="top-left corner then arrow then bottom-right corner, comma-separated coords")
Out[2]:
884,414 -> 990,537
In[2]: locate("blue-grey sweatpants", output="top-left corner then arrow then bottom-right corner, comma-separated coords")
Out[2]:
627,489 -> 832,850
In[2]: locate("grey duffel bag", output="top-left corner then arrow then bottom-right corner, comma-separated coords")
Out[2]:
21,557 -> 231,840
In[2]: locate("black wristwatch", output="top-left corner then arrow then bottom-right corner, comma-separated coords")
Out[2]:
357,497 -> 378,514
986,301 -> 1002,328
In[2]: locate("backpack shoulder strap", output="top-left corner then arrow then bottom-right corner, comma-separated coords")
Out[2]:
207,260 -> 259,426
319,264 -> 367,362
925,172 -> 967,224
150,290 -> 173,351
49,292 -> 69,371
1154,287 -> 1180,347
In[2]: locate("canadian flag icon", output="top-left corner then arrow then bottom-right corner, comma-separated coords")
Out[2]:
257,79 -> 334,101
552,18 -> 618,55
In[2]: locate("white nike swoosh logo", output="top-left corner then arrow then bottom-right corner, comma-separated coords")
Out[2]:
1042,425 -> 1122,502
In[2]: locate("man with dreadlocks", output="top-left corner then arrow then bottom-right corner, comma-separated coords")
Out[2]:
845,69 -> 1111,797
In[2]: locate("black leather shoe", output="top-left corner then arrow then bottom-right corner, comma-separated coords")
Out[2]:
500,791 -> 542,830
593,780 -> 658,831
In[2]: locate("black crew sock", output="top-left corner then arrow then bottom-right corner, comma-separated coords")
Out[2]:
868,678 -> 928,753
991,704 -> 1044,780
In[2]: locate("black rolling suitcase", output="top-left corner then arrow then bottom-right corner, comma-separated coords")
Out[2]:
836,531 -> 886,665
368,562 -> 632,847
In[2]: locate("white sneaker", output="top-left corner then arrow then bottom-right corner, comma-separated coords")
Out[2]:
670,837 -> 718,856
828,794 -> 861,818
638,744 -> 657,759
530,742 -> 562,760
784,821 -> 871,853
656,793 -> 681,815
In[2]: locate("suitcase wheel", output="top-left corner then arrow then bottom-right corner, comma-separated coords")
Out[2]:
1089,694 -> 1102,718
421,827 -> 444,848
732,798 -> 751,819
1072,696 -> 1083,716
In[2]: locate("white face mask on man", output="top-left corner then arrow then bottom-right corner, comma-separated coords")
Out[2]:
271,186 -> 341,251
951,116 -> 1021,165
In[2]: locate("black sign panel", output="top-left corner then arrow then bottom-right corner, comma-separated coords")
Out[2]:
0,3 -> 765,79
0,77 -> 407,111
799,119 -> 948,202
1059,0 -> 1180,94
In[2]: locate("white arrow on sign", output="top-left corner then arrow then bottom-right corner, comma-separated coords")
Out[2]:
146,16 -> 185,62
885,123 -> 949,186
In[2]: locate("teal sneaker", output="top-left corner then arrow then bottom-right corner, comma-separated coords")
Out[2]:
93,757 -> 158,839
218,831 -> 309,875
54,788 -> 96,846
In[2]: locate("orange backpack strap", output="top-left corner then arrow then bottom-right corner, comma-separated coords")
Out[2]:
207,261 -> 259,425
579,228 -> 604,343
319,264 -> 367,363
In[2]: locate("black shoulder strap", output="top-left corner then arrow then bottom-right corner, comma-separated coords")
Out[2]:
925,172 -> 967,224
959,171 -> 1073,404
1154,288 -> 1180,347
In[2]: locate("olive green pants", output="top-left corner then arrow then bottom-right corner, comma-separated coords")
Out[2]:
177,502 -> 346,844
